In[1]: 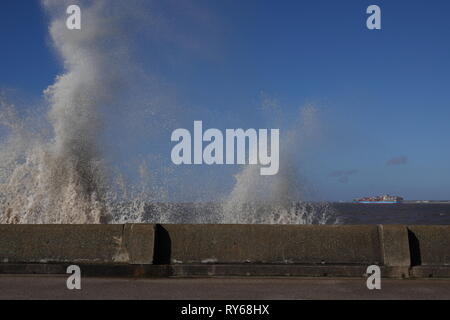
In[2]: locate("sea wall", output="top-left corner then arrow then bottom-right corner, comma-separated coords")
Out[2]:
0,224 -> 154,265
0,224 -> 448,278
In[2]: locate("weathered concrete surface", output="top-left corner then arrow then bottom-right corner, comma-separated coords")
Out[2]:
123,224 -> 155,264
379,225 -> 410,267
407,226 -> 450,266
411,266 -> 450,278
158,225 -> 382,265
0,263 -> 411,278
0,224 -> 154,265
378,225 -> 411,277
407,226 -> 450,278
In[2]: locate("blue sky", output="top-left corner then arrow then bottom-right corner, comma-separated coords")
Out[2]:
1,0 -> 450,201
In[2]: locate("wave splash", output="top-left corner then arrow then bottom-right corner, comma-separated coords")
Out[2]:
221,106 -> 338,224
0,1 -> 337,225
0,0 -> 137,223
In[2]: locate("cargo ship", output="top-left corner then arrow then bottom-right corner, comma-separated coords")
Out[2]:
354,194 -> 404,204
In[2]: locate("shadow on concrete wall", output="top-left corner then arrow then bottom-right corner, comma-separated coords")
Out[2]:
153,225 -> 171,264
408,229 -> 422,266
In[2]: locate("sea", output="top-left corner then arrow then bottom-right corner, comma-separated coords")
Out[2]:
130,202 -> 450,225
330,202 -> 450,225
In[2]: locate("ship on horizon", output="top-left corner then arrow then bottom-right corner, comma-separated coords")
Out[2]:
354,194 -> 404,204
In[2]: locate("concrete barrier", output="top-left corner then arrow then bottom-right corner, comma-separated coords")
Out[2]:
407,226 -> 450,278
379,225 -> 410,267
156,225 -> 383,265
0,224 -> 154,265
407,226 -> 450,266
0,224 -> 449,278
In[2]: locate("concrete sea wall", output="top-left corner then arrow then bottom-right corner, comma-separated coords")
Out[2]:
0,224 -> 448,278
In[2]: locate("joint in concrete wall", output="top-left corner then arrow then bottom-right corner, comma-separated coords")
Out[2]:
153,224 -> 171,265
123,224 -> 155,265
406,226 -> 450,267
378,225 -> 411,268
407,228 -> 422,267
